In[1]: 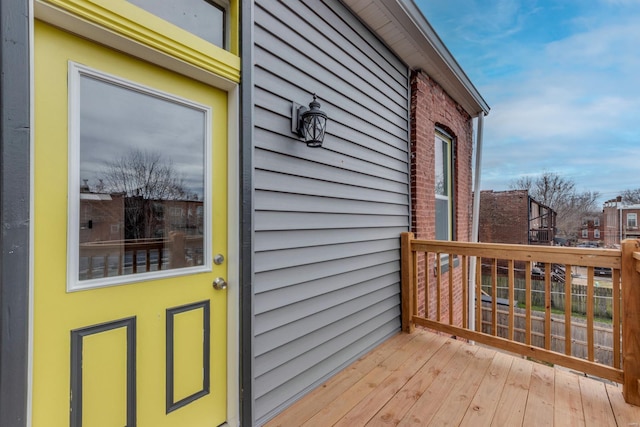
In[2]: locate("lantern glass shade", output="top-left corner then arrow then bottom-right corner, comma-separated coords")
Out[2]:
301,112 -> 327,147
298,95 -> 327,147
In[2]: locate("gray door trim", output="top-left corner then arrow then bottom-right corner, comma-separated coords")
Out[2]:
240,0 -> 255,425
0,0 -> 31,426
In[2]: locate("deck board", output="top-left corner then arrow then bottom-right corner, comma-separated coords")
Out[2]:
523,363 -> 555,427
265,329 -> 640,426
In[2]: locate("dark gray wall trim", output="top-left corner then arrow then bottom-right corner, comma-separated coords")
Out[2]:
0,0 -> 31,425
240,0 -> 255,425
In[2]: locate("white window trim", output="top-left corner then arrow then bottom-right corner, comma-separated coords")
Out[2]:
67,62 -> 213,292
435,129 -> 453,242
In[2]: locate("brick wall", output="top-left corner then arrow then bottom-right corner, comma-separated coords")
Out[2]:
479,190 -> 529,244
410,70 -> 474,327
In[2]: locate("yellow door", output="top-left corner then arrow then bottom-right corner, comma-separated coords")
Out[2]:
33,21 -> 228,427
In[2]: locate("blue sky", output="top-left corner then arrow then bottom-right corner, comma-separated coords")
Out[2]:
415,0 -> 640,204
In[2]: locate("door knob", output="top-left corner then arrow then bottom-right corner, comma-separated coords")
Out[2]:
213,277 -> 227,290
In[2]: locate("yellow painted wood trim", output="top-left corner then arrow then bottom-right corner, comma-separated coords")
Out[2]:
40,0 -> 240,83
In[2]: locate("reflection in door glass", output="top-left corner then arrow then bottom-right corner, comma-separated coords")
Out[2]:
78,74 -> 207,281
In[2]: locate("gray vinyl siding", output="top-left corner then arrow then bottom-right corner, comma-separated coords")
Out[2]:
253,0 -> 410,423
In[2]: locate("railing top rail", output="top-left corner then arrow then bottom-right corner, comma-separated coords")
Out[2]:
409,238 -> 621,268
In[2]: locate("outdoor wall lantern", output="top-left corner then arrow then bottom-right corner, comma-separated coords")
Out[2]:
292,94 -> 328,148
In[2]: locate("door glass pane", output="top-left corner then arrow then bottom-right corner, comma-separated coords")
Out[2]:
128,0 -> 225,48
77,72 -> 208,283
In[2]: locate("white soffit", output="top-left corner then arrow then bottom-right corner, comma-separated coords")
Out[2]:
343,0 -> 490,117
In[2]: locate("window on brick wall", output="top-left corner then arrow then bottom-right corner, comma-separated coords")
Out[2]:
594,229 -> 600,238
628,213 -> 638,228
435,128 -> 453,241
582,229 -> 588,238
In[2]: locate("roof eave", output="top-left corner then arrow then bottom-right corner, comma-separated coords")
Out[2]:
343,0 -> 490,117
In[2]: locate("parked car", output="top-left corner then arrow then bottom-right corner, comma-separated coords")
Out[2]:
594,267 -> 612,277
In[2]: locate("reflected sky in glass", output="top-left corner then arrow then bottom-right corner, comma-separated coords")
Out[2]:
128,0 -> 224,47
79,75 -> 205,199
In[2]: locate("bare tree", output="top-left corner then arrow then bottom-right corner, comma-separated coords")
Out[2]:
510,171 -> 599,239
100,149 -> 189,200
96,149 -> 194,239
621,188 -> 640,204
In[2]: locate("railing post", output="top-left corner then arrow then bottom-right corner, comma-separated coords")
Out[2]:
169,231 -> 186,269
401,232 -> 415,333
622,239 -> 640,405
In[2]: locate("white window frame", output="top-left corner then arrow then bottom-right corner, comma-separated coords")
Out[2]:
435,129 -> 453,242
67,62 -> 213,292
628,213 -> 638,229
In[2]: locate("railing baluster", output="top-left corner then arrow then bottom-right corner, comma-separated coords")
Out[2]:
423,252 -> 428,319
132,249 -> 138,274
613,268 -> 621,369
145,249 -> 151,272
462,255 -> 468,329
87,256 -> 94,280
565,264 -> 572,357
492,258 -> 497,336
103,255 -> 109,277
587,266 -> 595,362
476,257 -> 482,333
508,259 -> 514,341
545,263 -> 551,350
436,254 -> 442,322
412,249 -> 418,319
449,253 -> 454,325
525,261 -> 532,346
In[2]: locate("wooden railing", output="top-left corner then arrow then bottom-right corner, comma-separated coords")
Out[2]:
400,232 -> 640,405
79,233 -> 204,279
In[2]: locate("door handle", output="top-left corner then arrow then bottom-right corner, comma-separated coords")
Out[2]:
213,277 -> 227,290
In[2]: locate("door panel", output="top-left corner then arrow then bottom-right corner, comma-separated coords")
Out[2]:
33,21 -> 227,427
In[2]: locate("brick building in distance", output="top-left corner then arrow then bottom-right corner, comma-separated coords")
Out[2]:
479,190 -> 556,245
577,212 -> 604,247
603,197 -> 640,248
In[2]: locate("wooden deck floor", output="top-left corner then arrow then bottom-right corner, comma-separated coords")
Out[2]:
265,328 -> 640,426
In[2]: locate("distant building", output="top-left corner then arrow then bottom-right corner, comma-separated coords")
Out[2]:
603,196 -> 640,248
479,190 -> 556,245
577,212 -> 604,247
